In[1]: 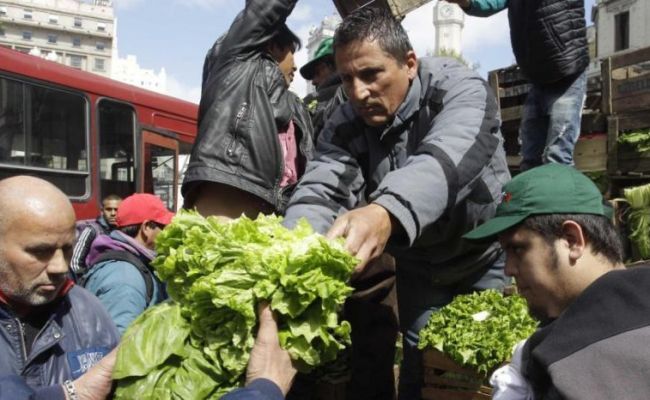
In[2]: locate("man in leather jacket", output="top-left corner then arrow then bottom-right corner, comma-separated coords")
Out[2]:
0,176 -> 119,400
182,0 -> 314,218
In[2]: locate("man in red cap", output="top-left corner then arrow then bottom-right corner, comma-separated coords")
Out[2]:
82,193 -> 174,334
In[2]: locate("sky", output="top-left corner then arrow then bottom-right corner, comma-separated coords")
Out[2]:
113,0 -> 596,104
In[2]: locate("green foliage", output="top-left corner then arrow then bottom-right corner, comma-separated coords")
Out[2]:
623,183 -> 650,259
618,129 -> 650,153
418,290 -> 537,376
113,211 -> 357,399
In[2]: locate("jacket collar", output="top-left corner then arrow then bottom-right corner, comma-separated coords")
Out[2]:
378,73 -> 422,141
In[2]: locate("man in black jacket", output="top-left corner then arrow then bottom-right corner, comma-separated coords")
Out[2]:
183,0 -> 314,218
448,0 -> 589,171
465,164 -> 650,399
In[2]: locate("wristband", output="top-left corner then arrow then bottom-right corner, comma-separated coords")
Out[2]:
62,379 -> 79,400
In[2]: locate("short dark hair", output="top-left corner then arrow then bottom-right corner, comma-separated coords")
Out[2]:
269,23 -> 301,52
522,214 -> 624,265
333,6 -> 413,64
119,224 -> 141,238
102,194 -> 122,203
119,221 -> 164,238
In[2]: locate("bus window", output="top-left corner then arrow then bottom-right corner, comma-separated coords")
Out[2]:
0,76 -> 88,197
98,100 -> 136,200
144,142 -> 176,210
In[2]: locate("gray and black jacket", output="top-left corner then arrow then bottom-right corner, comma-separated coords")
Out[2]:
284,57 -> 510,283
523,266 -> 650,399
183,0 -> 314,211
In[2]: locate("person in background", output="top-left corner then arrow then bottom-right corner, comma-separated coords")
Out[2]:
465,163 -> 650,399
83,193 -> 172,334
70,194 -> 122,278
445,0 -> 588,171
300,37 -> 346,139
283,7 -> 510,399
0,176 -> 119,400
183,0 -> 314,218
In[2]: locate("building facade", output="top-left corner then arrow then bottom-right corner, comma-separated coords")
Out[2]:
111,54 -> 167,95
593,0 -> 650,59
0,0 -> 114,77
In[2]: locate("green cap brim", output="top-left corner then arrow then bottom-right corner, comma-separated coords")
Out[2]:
300,55 -> 326,80
463,214 -> 528,241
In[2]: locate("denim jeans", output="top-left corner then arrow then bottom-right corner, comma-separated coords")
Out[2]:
519,71 -> 587,171
396,252 -> 509,400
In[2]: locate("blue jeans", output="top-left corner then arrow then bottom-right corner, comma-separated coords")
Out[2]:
396,252 -> 509,400
519,71 -> 587,171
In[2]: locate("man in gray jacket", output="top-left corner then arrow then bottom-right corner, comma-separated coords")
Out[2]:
283,7 -> 510,399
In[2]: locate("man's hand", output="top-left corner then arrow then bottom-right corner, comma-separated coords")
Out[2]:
71,347 -> 117,400
327,204 -> 396,274
444,0 -> 471,9
246,303 -> 296,396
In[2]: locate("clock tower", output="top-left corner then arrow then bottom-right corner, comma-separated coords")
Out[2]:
433,1 -> 465,55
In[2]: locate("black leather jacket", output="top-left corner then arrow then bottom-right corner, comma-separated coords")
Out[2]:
183,0 -> 313,212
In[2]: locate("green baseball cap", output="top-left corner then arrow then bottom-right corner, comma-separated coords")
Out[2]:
464,164 -> 608,240
300,37 -> 334,80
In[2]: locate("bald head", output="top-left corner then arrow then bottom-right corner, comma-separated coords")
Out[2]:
0,176 -> 76,307
0,176 -> 75,235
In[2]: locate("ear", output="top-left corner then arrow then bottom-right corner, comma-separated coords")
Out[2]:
405,50 -> 418,81
561,220 -> 586,263
139,220 -> 155,241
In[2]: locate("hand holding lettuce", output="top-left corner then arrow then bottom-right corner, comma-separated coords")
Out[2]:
113,211 -> 357,399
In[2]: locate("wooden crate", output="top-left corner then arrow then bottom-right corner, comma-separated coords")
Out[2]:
332,0 -> 432,18
574,134 -> 607,172
601,46 -> 650,115
421,349 -> 491,400
607,111 -> 650,175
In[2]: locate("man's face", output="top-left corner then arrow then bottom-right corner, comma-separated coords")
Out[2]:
0,210 -> 75,306
311,61 -> 336,89
270,44 -> 296,86
102,199 -> 121,227
499,226 -> 569,321
336,39 -> 417,127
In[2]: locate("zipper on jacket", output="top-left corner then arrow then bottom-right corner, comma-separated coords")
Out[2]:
227,102 -> 248,157
16,319 -> 28,366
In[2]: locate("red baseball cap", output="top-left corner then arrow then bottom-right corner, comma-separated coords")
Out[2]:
116,193 -> 174,228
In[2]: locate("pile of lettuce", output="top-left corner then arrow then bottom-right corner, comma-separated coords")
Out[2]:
418,289 -> 537,376
623,183 -> 650,259
618,129 -> 650,153
112,211 -> 357,399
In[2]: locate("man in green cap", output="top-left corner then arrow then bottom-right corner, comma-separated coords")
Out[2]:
301,37 -> 346,140
465,163 -> 650,400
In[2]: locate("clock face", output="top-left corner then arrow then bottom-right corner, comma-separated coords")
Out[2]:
440,4 -> 454,18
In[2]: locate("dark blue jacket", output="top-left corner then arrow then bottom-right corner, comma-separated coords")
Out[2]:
221,379 -> 285,400
0,286 -> 119,399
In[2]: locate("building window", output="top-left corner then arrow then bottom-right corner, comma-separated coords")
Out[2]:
95,58 -> 105,71
22,31 -> 32,41
97,22 -> 106,32
96,41 -> 105,51
74,17 -> 82,28
615,11 -> 630,52
24,9 -> 32,20
73,37 -> 81,47
0,6 -> 7,16
70,55 -> 83,68
49,14 -> 58,24
48,34 -> 57,44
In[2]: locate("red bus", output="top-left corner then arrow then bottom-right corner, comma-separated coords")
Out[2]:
0,46 -> 198,219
